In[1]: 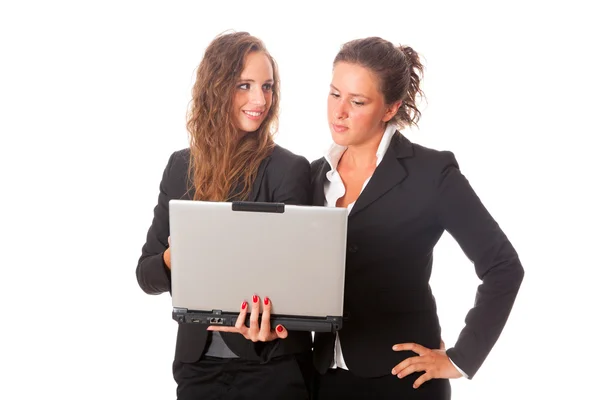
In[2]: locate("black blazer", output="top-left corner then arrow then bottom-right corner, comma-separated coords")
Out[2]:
310,133 -> 524,379
136,145 -> 313,363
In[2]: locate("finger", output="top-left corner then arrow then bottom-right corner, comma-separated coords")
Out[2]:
206,326 -> 240,333
413,372 -> 433,389
234,301 -> 249,333
258,297 -> 272,341
163,248 -> 171,269
259,325 -> 287,342
392,343 -> 429,356
275,324 -> 288,339
396,362 -> 429,379
391,355 -> 425,375
248,294 -> 260,338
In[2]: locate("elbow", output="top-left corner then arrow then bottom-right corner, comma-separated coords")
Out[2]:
500,256 -> 525,295
480,254 -> 525,293
516,261 -> 525,285
136,260 -> 161,295
136,266 -> 153,295
509,255 -> 525,289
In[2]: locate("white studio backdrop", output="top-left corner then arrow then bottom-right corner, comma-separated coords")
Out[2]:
1,1 -> 598,399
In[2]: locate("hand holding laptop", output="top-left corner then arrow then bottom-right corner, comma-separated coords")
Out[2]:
207,294 -> 288,342
163,236 -> 172,269
168,233 -> 284,340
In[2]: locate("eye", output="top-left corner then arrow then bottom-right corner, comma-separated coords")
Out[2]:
352,100 -> 364,106
329,92 -> 340,98
237,83 -> 250,90
262,83 -> 273,91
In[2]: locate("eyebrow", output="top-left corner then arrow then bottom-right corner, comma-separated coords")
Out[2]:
330,84 -> 370,100
239,78 -> 275,83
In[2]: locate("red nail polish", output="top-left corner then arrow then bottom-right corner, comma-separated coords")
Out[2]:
253,295 -> 258,303
241,301 -> 247,310
264,297 -> 269,305
276,325 -> 283,333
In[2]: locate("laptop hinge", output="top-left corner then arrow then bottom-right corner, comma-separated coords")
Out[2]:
172,307 -> 188,323
326,316 -> 343,331
232,201 -> 285,213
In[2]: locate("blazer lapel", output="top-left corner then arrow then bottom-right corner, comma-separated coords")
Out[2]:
349,133 -> 413,217
312,159 -> 331,206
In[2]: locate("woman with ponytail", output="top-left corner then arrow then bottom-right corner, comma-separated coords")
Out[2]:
310,37 -> 524,399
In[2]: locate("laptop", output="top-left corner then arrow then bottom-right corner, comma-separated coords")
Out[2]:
169,200 -> 348,333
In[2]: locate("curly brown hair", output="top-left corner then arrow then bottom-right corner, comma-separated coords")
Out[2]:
186,31 -> 278,201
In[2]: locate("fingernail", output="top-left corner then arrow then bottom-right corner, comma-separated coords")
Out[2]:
264,297 -> 269,305
391,369 -> 396,375
253,295 -> 258,303
276,325 -> 283,333
241,301 -> 247,310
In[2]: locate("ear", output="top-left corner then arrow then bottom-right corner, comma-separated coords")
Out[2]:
382,100 -> 402,123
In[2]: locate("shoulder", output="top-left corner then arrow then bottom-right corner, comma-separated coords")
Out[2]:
270,144 -> 308,165
154,148 -> 189,176
263,145 -> 311,203
397,135 -> 459,173
268,144 -> 310,174
170,148 -> 191,166
262,144 -> 310,186
161,148 -> 190,172
160,148 -> 191,195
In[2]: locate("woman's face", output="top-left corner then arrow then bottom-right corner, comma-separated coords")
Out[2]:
232,51 -> 274,135
328,62 -> 398,147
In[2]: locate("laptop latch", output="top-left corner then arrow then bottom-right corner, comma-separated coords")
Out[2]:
232,201 -> 285,213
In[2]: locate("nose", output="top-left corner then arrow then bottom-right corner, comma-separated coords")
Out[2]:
334,102 -> 348,120
249,86 -> 266,106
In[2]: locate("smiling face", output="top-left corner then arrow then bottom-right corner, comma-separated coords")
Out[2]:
232,51 -> 274,135
328,62 -> 400,147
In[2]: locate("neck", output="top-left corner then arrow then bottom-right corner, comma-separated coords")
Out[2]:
342,126 -> 386,169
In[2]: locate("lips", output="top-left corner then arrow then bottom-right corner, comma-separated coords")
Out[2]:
331,123 -> 348,133
243,110 -> 264,121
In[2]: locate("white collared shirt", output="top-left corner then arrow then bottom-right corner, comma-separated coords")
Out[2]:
323,124 -> 396,370
322,123 -> 468,378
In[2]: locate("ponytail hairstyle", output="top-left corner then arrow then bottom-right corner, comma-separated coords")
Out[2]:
334,37 -> 424,129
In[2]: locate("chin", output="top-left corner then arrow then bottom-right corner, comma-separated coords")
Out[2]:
240,123 -> 263,134
331,131 -> 352,147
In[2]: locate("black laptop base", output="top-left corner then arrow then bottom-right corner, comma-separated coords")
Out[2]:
173,308 -> 342,333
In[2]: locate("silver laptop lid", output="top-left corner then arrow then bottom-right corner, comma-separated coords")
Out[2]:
169,200 -> 348,317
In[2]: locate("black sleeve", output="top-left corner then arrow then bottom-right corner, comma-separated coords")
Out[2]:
135,152 -> 175,295
436,151 -> 524,378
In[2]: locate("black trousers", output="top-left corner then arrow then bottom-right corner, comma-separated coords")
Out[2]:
314,367 -> 451,400
173,352 -> 313,400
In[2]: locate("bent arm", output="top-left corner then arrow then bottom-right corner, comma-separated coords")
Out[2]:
136,153 -> 176,295
436,152 -> 524,378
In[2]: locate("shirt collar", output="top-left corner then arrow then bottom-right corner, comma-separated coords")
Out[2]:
324,123 -> 397,171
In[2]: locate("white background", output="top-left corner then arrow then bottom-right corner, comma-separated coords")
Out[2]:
1,1 -> 598,399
